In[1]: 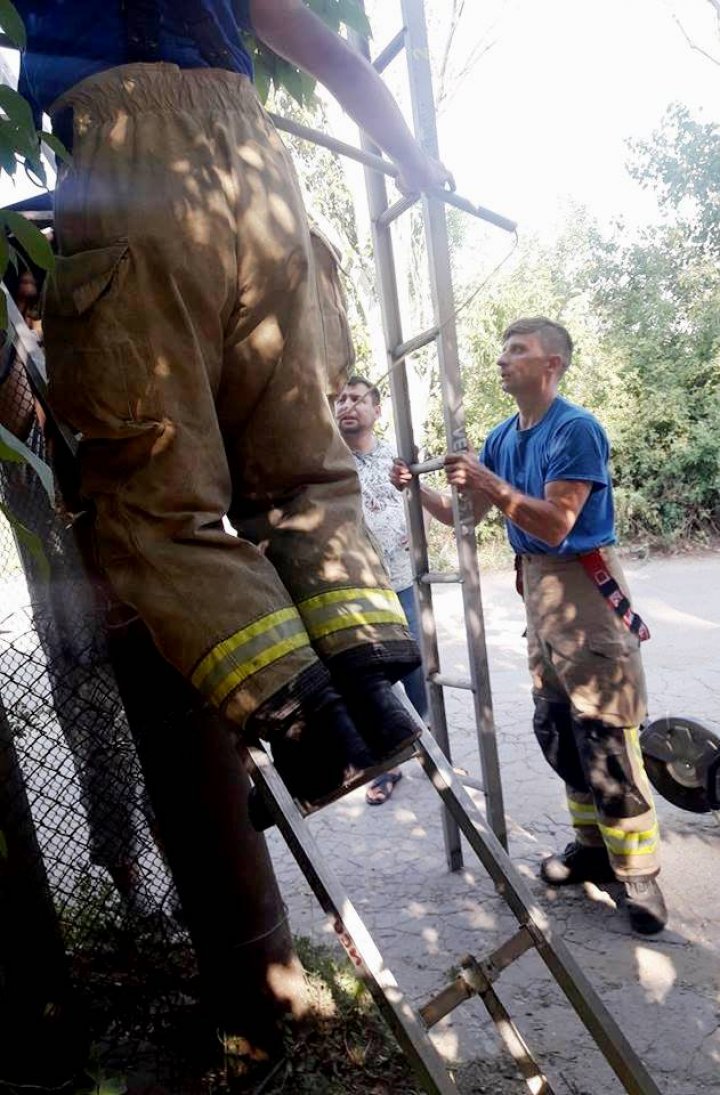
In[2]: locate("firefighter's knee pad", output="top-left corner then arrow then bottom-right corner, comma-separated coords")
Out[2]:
571,718 -> 652,819
532,697 -> 587,792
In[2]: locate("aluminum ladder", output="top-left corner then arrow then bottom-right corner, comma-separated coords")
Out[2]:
242,691 -> 662,1095
346,0 -> 515,869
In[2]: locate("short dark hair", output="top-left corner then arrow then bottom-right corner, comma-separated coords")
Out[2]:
345,374 -> 381,406
502,317 -> 573,369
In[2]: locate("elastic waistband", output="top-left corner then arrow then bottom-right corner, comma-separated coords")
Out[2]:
49,62 -> 257,125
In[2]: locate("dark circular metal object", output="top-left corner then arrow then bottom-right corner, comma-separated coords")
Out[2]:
640,716 -> 720,814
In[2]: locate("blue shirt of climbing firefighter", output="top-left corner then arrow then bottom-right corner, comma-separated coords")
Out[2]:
18,1 -> 254,114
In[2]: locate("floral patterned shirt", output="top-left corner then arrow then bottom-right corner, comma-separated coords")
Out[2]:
352,439 -> 413,592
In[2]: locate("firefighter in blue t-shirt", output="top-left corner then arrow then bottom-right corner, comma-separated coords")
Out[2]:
392,316 -> 667,935
14,0 -> 456,814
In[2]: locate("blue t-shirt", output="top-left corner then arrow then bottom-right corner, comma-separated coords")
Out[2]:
480,396 -> 616,556
17,2 -> 254,115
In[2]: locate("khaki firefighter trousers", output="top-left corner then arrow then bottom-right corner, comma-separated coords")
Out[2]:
522,550 -> 660,879
43,64 -> 416,726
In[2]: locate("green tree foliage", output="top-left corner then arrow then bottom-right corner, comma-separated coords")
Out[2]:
589,229 -> 720,540
629,104 -> 720,256
0,0 -> 69,550
0,0 -> 63,330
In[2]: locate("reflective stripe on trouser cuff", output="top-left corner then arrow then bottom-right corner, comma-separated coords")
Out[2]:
191,607 -> 311,708
298,587 -> 407,642
598,821 -> 660,858
567,795 -> 599,826
567,794 -> 604,846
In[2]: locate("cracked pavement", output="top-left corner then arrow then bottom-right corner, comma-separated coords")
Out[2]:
266,553 -> 720,1094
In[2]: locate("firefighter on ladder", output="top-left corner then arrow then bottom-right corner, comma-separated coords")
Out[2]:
14,0 -> 455,813
392,317 -> 667,935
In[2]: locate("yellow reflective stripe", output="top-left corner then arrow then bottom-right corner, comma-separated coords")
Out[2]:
567,798 -> 598,825
191,608 -> 310,705
298,587 -> 406,641
625,726 -> 645,762
305,609 -> 406,638
192,607 -> 301,691
206,632 -> 310,707
598,823 -> 659,856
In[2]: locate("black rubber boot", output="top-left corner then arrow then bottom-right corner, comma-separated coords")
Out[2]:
540,841 -> 616,886
247,672 -> 376,830
624,878 -> 667,934
331,666 -> 421,763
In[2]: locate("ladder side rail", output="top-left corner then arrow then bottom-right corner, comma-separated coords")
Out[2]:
243,743 -> 457,1095
400,0 -> 508,850
349,21 -> 463,872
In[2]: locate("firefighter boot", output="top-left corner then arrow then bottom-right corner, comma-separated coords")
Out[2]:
624,878 -> 667,935
540,841 -> 616,886
331,664 -> 421,764
247,669 -> 377,830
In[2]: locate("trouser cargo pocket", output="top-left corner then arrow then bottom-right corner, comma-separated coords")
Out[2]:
44,241 -> 165,492
44,241 -> 163,439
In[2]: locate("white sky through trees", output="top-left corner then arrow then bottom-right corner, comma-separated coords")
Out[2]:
357,0 -> 720,234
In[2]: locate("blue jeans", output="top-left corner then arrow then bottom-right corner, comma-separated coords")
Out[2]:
397,585 -> 429,721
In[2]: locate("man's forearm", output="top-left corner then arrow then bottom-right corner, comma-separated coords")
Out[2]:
419,484 -> 454,526
307,55 -> 428,173
480,474 -> 568,546
251,2 -> 429,174
420,484 -> 494,528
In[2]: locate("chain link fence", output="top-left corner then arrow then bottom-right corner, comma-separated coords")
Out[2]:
0,317 -> 214,1089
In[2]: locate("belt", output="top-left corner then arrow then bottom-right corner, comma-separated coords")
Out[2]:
578,548 -> 650,642
514,548 -> 650,642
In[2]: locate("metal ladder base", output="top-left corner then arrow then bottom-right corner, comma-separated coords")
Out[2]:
243,712 -> 661,1095
412,724 -> 662,1095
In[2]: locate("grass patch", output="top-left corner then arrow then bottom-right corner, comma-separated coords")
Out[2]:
229,936 -> 425,1094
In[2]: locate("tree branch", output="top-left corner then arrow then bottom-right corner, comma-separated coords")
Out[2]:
672,12 -> 720,66
436,0 -> 467,107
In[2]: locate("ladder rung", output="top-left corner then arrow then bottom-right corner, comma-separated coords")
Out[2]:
372,29 -> 406,73
376,193 -> 417,229
420,571 -> 462,584
408,456 -> 444,475
420,976 -> 471,1029
420,932 -> 532,1028
453,768 -> 484,793
392,326 -> 439,364
376,188 -> 517,233
429,672 -> 474,692
467,928 -> 535,985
